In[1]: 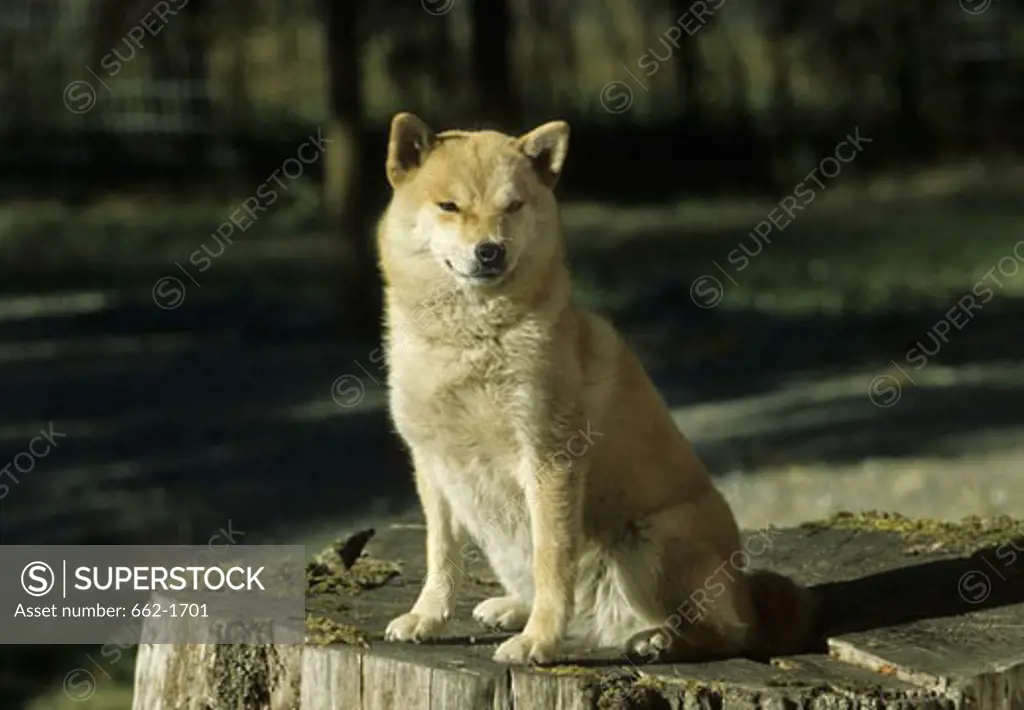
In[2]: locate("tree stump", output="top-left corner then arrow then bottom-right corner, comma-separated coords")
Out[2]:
133,512 -> 1024,709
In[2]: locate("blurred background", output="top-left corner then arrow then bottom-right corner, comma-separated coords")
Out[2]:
1,0 -> 1023,706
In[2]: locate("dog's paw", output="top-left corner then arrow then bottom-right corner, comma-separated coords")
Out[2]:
623,627 -> 674,663
384,612 -> 447,643
473,596 -> 530,631
492,632 -> 562,664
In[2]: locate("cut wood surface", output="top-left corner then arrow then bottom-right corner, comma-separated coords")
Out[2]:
134,512 -> 1024,710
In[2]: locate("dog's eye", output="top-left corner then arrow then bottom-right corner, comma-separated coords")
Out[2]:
505,200 -> 524,214
437,201 -> 460,213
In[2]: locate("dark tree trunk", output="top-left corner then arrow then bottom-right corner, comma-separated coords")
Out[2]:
321,0 -> 379,333
470,0 -> 517,127
153,0 -> 212,166
526,0 -> 574,117
893,9 -> 928,162
668,0 -> 706,128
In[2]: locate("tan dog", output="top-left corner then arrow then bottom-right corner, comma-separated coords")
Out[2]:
378,112 -> 816,664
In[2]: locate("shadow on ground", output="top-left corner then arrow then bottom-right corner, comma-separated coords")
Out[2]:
0,294 -> 414,548
3,283 -> 1023,549
815,537 -> 1024,642
619,295 -> 1024,471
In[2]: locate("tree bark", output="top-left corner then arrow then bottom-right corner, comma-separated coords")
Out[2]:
320,0 -> 379,332
470,0 -> 517,127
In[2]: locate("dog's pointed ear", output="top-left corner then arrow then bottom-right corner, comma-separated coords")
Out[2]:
386,112 -> 436,188
515,120 -> 570,189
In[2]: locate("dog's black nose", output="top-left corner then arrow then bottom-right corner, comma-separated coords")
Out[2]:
474,241 -> 506,269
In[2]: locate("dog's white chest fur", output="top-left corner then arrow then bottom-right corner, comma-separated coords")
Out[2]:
389,332 -> 541,601
431,451 -> 536,601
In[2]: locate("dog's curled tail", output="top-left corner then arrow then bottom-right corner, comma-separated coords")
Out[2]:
748,569 -> 819,657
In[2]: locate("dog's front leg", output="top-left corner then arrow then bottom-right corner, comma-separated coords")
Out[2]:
385,457 -> 462,642
493,452 -> 584,664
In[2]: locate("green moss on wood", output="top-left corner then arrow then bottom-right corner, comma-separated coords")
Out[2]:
208,645 -> 277,709
167,645 -> 295,709
802,511 -> 1023,554
303,532 -> 403,645
588,670 -> 664,710
305,539 -> 401,596
535,664 -> 733,708
535,667 -> 677,710
305,614 -> 369,647
596,682 -> 671,709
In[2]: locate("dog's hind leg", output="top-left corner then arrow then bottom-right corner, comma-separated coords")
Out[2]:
611,506 -> 760,663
